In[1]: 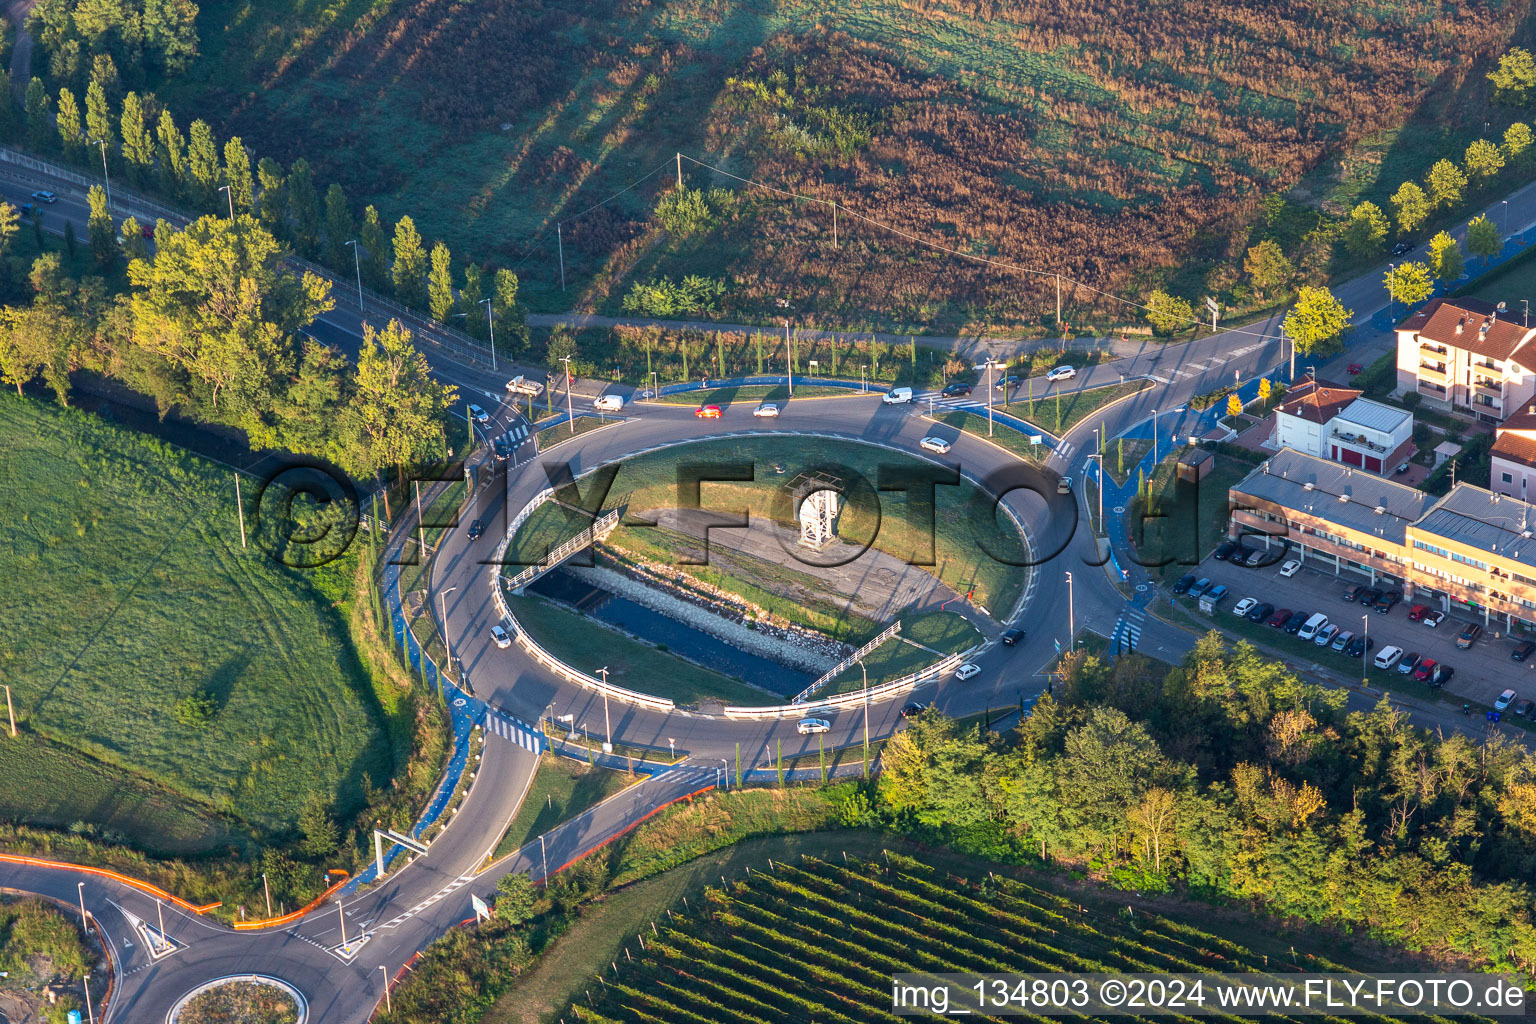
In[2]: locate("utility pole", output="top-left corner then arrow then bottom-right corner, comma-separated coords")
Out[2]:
676,152 -> 683,190
598,667 -> 612,753
556,223 -> 566,292
831,202 -> 838,248
1055,274 -> 1061,328
345,239 -> 365,318
234,472 -> 247,549
562,355 -> 574,434
481,297 -> 497,371
4,684 -> 15,737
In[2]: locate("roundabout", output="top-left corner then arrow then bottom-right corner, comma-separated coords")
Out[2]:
167,974 -> 307,1024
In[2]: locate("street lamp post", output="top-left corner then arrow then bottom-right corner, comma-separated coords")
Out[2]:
92,138 -> 112,216
481,298 -> 497,371
218,184 -> 234,220
1086,453 -> 1104,535
561,355 -> 574,434
262,872 -> 273,916
1362,614 -> 1370,686
597,667 -> 612,753
1064,571 -> 1075,650
344,239 -> 365,317
720,757 -> 730,791
379,965 -> 392,1014
1151,409 -> 1159,466
1503,200 -> 1510,234
438,586 -> 458,671
540,833 -> 549,882
76,882 -> 88,931
784,321 -> 794,397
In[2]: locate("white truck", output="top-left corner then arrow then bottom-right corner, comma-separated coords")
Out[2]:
505,375 -> 546,399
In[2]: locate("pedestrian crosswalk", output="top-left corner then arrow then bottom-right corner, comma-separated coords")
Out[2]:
484,710 -> 546,754
1109,606 -> 1146,653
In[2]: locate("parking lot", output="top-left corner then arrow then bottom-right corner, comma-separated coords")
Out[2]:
1173,553 -> 1536,709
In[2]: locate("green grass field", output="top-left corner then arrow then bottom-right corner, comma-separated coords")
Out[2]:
821,609 -> 980,695
1133,452 -> 1256,583
1004,379 -> 1152,435
926,409 -> 1045,462
0,395 -> 389,839
505,594 -> 771,706
493,754 -> 635,861
535,415 -> 622,453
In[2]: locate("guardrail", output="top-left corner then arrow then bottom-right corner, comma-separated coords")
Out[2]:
720,648 -> 975,719
794,621 -> 901,703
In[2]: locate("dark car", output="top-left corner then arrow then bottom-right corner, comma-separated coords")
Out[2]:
1397,651 -> 1421,675
1373,590 -> 1401,613
899,702 -> 929,719
1514,641 -> 1536,662
1456,622 -> 1483,649
467,518 -> 485,541
1172,574 -> 1196,595
493,436 -> 513,461
1188,577 -> 1213,597
1344,634 -> 1375,659
1429,663 -> 1454,688
1343,583 -> 1364,602
994,374 -> 1021,389
1517,699 -> 1535,718
1283,610 -> 1308,634
1358,587 -> 1382,608
1242,546 -> 1271,567
1001,628 -> 1025,646
1247,602 -> 1274,623
1267,607 -> 1291,627
141,222 -> 155,239
1213,540 -> 1238,561
940,382 -> 974,397
1391,241 -> 1414,256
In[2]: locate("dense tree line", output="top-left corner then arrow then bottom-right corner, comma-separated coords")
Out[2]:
859,635 -> 1536,973
31,0 -> 198,88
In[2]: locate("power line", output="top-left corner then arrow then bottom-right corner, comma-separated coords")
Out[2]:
507,157 -> 674,272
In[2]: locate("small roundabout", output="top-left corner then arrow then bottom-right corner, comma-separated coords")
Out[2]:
167,974 -> 307,1024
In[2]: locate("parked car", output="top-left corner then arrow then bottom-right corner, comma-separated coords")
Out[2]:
940,382 -> 974,397
1233,597 -> 1258,618
467,518 -> 485,541
1267,607 -> 1292,627
141,222 -> 155,238
1243,546 -> 1271,567
1045,365 -> 1077,382
1298,612 -> 1328,639
899,702 -> 929,719
1347,363 -> 1364,375
753,403 -> 780,418
1345,634 -> 1374,659
1373,646 -> 1404,670
493,437 -> 513,461
797,718 -> 832,735
1279,559 -> 1301,577
1357,587 -> 1381,608
1430,662 -> 1455,688
695,404 -> 723,419
1231,546 -> 1257,566
919,436 -> 953,455
1413,658 -> 1438,682
1516,699 -> 1535,718
1496,688 -> 1518,711
1422,609 -> 1446,627
1391,241 -> 1414,256
1342,583 -> 1364,602
1408,603 -> 1431,621
1001,628 -> 1025,646
1205,584 -> 1229,604
1247,602 -> 1274,624
1514,641 -> 1536,662
1284,610 -> 1309,634
593,394 -> 624,412
29,191 -> 56,203
467,403 -> 489,424
954,663 -> 981,681
1172,574 -> 1196,595
1188,577 -> 1213,597
1397,652 -> 1421,675
1213,540 -> 1238,561
882,386 -> 914,405
490,624 -> 512,649
506,375 -> 545,398
1315,623 -> 1340,646
1330,629 -> 1353,652
1456,622 -> 1483,649
1373,590 -> 1402,612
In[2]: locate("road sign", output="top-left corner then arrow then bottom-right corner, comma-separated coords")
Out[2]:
472,893 -> 491,922
1053,638 -> 1062,654
1204,296 -> 1219,313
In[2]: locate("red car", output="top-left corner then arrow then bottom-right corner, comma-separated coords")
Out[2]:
1408,603 -> 1429,621
1413,657 -> 1438,682
141,223 -> 155,238
695,404 -> 723,419
1267,607 -> 1291,627
1347,362 -> 1364,375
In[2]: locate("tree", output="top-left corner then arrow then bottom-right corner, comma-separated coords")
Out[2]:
1257,377 -> 1272,404
174,691 -> 216,728
84,77 -> 112,151
391,216 -> 427,308
120,92 -> 153,180
288,158 -> 320,257
255,158 -> 288,237
1465,139 -> 1505,180
1243,240 -> 1292,298
1144,289 -> 1195,335
359,205 -> 388,288
493,268 -> 529,353
349,319 -> 456,481
1427,231 -> 1465,281
1467,215 -> 1501,261
1282,286 -> 1353,358
324,185 -> 353,267
655,186 -> 716,236
428,241 -> 454,321
1426,159 -> 1467,209
127,215 -> 334,420
87,185 -> 115,265
297,794 -> 339,857
186,119 -> 220,208
25,79 -> 52,152
1342,202 -> 1389,257
156,110 -> 187,196
1505,122 -> 1534,163
119,216 -> 148,263
1128,787 -> 1178,874
1391,181 -> 1430,234
459,264 -> 485,336
223,137 -> 254,213
1225,393 -> 1242,419
55,87 -> 83,158
0,71 -> 14,142
495,873 -> 538,925
143,0 -> 200,73
1383,261 -> 1434,306
1489,47 -> 1536,105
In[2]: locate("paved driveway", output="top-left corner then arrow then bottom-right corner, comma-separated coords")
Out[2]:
1179,556 -> 1536,708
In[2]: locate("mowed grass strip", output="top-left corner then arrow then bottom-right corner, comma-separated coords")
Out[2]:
821,609 -> 980,695
1004,379 -> 1151,434
535,414 -> 620,453
927,408 -> 1046,462
0,395 -> 389,835
651,384 -> 865,406
492,754 -> 634,861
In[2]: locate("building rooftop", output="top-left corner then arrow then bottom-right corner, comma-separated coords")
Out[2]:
1336,398 -> 1411,435
1276,378 -> 1362,425
1413,484 -> 1536,573
1500,406 -> 1536,433
1406,297 -> 1536,366
1231,448 -> 1434,546
1493,431 -> 1536,471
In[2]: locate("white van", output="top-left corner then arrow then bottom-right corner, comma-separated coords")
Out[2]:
1297,612 -> 1328,641
882,386 -> 914,405
1373,646 -> 1404,670
593,394 -> 624,412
